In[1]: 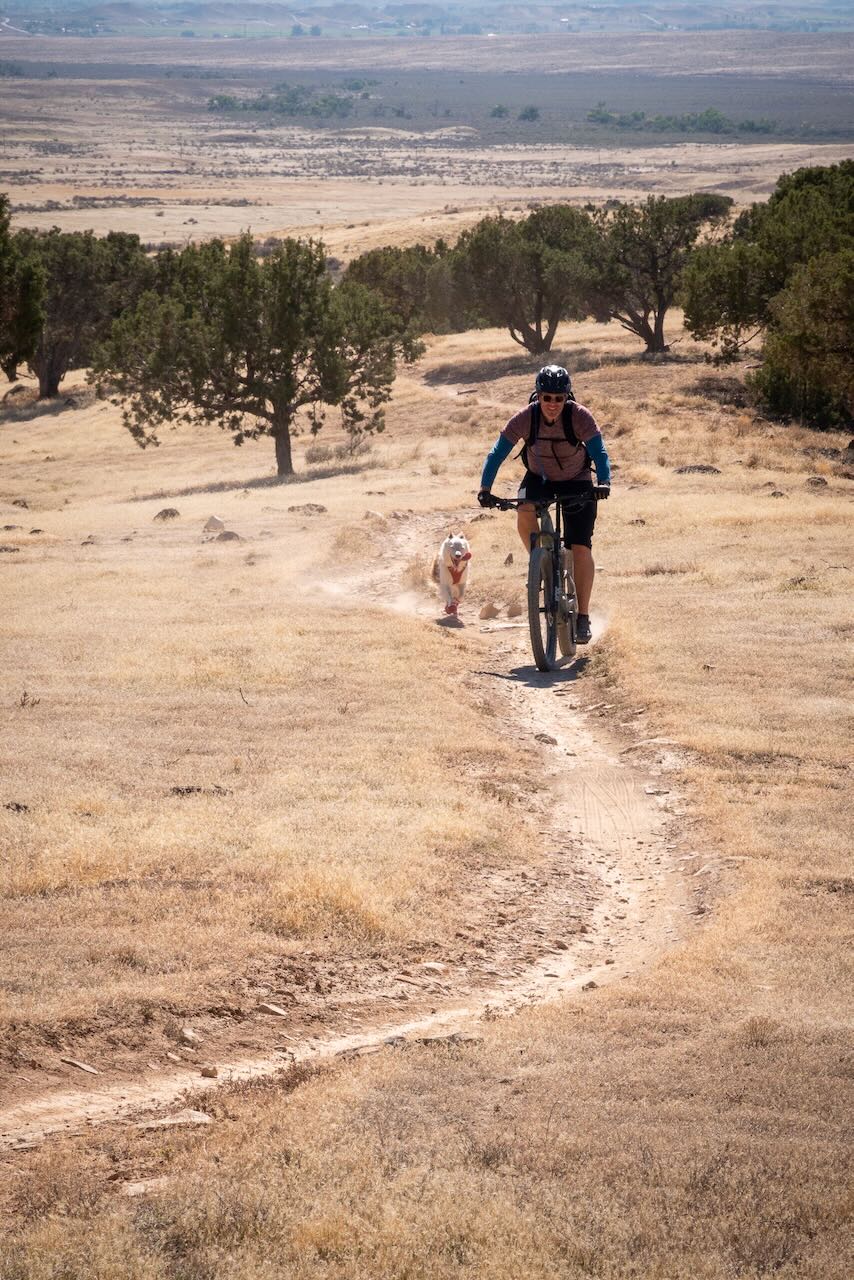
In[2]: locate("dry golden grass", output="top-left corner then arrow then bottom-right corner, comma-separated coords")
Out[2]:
0,382 -> 534,1039
2,316 -> 853,1276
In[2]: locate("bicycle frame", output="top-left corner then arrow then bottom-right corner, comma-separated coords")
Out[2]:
493,493 -> 594,671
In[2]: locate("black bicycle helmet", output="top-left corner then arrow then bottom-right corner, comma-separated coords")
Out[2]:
535,365 -> 571,395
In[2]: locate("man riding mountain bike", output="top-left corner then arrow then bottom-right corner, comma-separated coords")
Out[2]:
478,365 -> 611,645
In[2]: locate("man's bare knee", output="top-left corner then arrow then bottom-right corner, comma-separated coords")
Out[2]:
517,505 -> 537,552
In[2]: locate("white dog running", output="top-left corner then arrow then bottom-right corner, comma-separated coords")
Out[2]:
433,533 -> 472,616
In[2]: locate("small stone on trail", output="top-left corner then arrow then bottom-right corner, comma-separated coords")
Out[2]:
4,801 -> 29,813
582,980 -> 598,991
288,503 -> 327,516
421,962 -> 446,975
165,1052 -> 182,1063
179,1027 -> 202,1047
806,475 -> 828,487
257,1002 -> 290,1017
504,552 -> 514,566
215,530 -> 242,542
12,499 -> 28,509
200,1065 -> 218,1078
769,490 -> 787,498
673,464 -> 721,475
507,600 -> 523,618
204,516 -> 225,532
60,1057 -> 99,1075
153,508 -> 180,521
138,1109 -> 212,1131
479,601 -> 499,620
535,733 -> 558,746
0,545 -> 21,553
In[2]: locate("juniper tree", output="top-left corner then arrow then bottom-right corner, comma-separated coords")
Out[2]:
590,193 -> 733,354
450,207 -> 599,355
93,234 -> 421,476
15,227 -> 151,397
0,194 -> 43,382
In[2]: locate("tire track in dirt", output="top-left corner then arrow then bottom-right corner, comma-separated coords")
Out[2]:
0,510 -> 697,1152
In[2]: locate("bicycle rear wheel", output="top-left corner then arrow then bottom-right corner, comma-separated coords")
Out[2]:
527,546 -> 558,671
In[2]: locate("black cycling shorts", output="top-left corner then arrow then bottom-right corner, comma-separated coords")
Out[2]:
517,472 -> 597,548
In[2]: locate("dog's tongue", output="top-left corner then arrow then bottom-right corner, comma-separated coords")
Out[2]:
461,552 -> 472,561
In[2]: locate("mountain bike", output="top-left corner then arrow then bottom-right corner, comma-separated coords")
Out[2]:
490,493 -> 595,672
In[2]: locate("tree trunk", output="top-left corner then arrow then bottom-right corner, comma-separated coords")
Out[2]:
649,307 -> 670,354
273,422 -> 294,477
33,346 -> 64,398
38,363 -> 62,398
1,358 -> 18,382
511,325 -> 553,356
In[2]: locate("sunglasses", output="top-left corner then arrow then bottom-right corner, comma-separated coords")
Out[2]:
539,393 -> 566,404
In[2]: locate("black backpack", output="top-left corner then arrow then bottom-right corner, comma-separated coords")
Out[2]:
519,387 -> 590,473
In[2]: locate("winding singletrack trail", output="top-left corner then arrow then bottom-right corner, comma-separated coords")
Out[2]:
0,510 -> 701,1152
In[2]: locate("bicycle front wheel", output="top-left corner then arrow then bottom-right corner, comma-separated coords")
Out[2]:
557,556 -> 577,659
527,546 -> 558,671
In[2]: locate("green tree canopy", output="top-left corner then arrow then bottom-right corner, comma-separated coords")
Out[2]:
0,194 -> 44,382
590,193 -> 733,353
15,227 -> 152,397
747,249 -> 854,425
92,234 -> 421,477
682,160 -> 854,359
341,242 -> 442,332
449,206 -> 599,355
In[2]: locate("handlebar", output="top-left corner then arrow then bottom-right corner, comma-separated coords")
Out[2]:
484,493 -> 597,513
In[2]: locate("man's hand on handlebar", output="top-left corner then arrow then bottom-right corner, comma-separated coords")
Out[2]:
594,484 -> 610,500
477,488 -> 497,509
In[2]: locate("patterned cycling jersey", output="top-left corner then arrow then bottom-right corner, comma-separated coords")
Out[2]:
502,402 -> 602,483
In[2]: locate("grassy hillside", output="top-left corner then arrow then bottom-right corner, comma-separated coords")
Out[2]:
1,319 -> 851,1276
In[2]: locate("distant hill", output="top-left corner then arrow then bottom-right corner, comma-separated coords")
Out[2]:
4,0 -> 853,38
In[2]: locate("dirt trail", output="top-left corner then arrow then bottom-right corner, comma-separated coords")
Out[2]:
0,512 -> 699,1152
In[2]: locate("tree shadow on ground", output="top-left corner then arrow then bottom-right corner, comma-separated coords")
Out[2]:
0,386 -> 96,424
686,373 -> 750,407
126,459 -> 374,503
424,352 -> 544,386
423,346 -> 698,390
